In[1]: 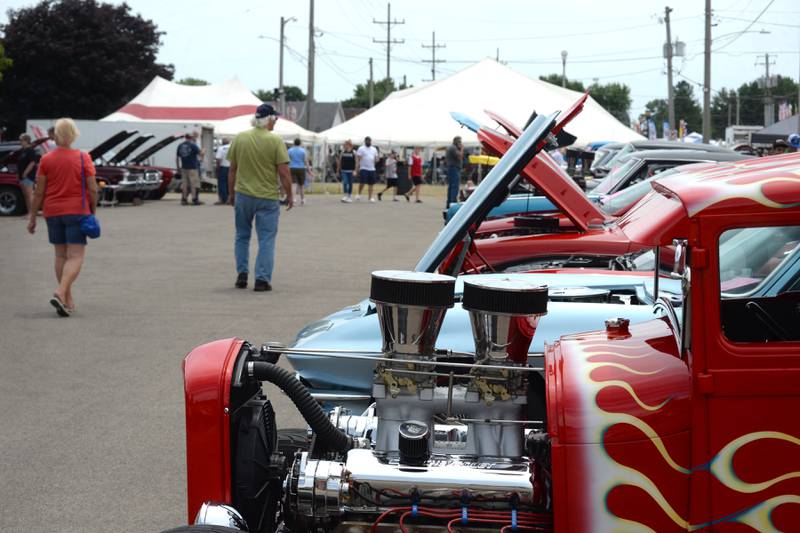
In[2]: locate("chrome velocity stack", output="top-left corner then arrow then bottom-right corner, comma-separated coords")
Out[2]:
369,270 -> 456,358
462,278 -> 549,365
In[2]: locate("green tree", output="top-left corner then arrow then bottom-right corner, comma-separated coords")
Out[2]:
253,85 -> 306,102
588,82 -> 632,124
342,77 -> 409,108
734,75 -> 798,127
176,77 -> 209,86
0,43 -> 12,81
539,73 -> 585,92
0,0 -> 173,135
710,88 -> 736,139
644,81 -> 702,135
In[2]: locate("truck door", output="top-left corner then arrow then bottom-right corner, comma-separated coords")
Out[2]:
700,219 -> 800,530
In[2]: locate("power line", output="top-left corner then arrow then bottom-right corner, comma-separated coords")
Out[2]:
714,0 -> 776,51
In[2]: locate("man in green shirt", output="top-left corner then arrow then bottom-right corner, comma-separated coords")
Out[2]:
227,103 -> 293,292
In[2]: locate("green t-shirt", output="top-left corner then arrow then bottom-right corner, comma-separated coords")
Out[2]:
226,127 -> 290,200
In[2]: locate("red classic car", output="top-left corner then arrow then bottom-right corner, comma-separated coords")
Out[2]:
167,102 -> 800,532
0,137 -> 48,216
126,134 -> 181,200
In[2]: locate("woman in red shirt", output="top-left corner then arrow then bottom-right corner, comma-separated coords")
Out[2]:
27,118 -> 98,316
408,146 -> 424,203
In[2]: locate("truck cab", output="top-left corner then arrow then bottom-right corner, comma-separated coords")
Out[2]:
547,156 -> 800,531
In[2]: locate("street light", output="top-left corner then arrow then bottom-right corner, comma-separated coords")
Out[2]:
561,50 -> 568,88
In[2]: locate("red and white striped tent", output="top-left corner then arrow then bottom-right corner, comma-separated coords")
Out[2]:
102,76 -> 317,142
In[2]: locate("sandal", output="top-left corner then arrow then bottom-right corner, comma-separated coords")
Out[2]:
50,294 -> 70,317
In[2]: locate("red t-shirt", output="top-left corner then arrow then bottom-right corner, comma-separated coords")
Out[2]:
37,148 -> 96,218
410,154 -> 423,177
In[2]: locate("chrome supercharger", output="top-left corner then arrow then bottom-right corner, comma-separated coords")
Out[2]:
283,270 -> 551,530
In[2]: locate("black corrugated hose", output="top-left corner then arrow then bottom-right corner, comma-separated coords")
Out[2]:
249,361 -> 354,453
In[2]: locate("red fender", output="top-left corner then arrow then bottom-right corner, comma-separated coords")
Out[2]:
183,337 -> 244,522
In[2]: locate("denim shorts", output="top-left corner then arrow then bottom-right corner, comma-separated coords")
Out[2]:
46,215 -> 87,245
359,169 -> 376,185
20,178 -> 35,187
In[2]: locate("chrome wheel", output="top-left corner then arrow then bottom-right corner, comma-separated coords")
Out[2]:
0,186 -> 23,216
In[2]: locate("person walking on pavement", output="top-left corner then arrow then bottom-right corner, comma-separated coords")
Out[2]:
409,147 -> 424,203
26,118 -> 98,316
355,136 -> 379,202
176,133 -> 203,205
287,138 -> 311,206
377,151 -> 405,201
338,139 -> 356,203
214,138 -> 231,205
445,136 -> 463,208
226,103 -> 293,292
17,133 -> 39,215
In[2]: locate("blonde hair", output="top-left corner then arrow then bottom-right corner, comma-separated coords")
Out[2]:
53,118 -> 80,147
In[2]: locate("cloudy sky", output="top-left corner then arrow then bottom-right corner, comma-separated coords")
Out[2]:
3,0 -> 799,118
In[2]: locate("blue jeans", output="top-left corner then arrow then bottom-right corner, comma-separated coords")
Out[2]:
234,192 -> 279,282
446,166 -> 461,207
217,167 -> 229,203
341,170 -> 353,195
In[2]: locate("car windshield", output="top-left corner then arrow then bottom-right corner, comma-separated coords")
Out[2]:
601,143 -> 635,170
598,166 -> 686,215
593,157 -> 639,195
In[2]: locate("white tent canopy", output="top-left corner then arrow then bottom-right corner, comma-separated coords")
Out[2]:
320,59 -> 643,148
102,76 -> 318,142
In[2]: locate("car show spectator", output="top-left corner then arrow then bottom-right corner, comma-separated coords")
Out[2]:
17,133 -> 39,215
409,147 -> 424,203
288,138 -> 311,206
226,103 -> 292,292
214,138 -> 231,205
377,151 -> 405,201
446,135 -> 464,208
27,118 -> 98,317
338,139 -> 356,203
176,133 -> 203,205
355,136 -> 379,202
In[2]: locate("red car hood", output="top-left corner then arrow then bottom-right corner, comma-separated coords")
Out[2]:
479,118 -> 610,232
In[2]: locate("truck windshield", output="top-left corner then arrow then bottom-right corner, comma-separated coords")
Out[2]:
598,167 -> 685,215
720,226 -> 800,298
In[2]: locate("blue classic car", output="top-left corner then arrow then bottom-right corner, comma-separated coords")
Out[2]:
283,103 -> 681,396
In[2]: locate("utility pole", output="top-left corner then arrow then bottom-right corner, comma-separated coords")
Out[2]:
664,6 -> 675,139
756,52 -> 776,126
278,16 -> 297,115
702,0 -> 711,142
373,2 -> 404,85
368,58 -> 374,108
422,31 -> 446,81
561,50 -> 568,87
736,89 -> 741,125
306,0 -> 315,130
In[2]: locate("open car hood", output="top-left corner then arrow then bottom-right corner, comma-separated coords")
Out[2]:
89,130 -> 138,161
481,129 -> 609,231
130,135 -> 181,164
109,135 -> 155,164
415,94 -> 587,272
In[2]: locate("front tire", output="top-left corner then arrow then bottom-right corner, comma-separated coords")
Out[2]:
0,185 -> 25,216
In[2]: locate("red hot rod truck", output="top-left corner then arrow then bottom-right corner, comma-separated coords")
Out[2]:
168,112 -> 800,533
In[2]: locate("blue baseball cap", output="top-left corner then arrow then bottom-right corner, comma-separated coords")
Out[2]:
788,133 -> 800,148
255,103 -> 279,118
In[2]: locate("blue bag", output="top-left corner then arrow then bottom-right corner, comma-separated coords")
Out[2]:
79,152 -> 101,239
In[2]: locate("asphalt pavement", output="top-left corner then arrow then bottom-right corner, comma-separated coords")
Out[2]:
0,191 -> 445,532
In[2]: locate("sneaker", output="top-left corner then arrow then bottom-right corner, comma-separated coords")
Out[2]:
235,272 -> 247,289
404,193 -> 411,202
301,198 -> 306,205
369,197 -> 376,203
254,279 -> 272,292
377,192 -> 383,201
354,195 -> 362,202
416,199 -> 423,203
181,198 -> 189,206
192,199 -> 204,205
341,196 -> 349,203
393,197 -> 399,202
